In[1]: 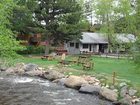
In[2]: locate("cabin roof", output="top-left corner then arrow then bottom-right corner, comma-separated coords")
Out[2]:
80,32 -> 108,44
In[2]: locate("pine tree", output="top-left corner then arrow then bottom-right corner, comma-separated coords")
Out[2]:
12,0 -> 83,44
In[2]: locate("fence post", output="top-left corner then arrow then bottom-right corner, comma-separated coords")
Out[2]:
113,72 -> 116,85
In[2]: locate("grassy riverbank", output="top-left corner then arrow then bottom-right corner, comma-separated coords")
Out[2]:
17,55 -> 140,91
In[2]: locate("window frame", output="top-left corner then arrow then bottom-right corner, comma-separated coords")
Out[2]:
70,42 -> 74,47
83,44 -> 88,49
75,43 -> 79,48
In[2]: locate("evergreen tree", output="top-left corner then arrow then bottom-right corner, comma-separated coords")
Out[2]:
12,0 -> 83,45
11,0 -> 35,35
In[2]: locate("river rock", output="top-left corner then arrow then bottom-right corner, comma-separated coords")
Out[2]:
0,67 -> 7,71
136,102 -> 140,105
42,70 -> 64,81
119,94 -> 132,105
83,76 -> 100,85
79,84 -> 101,95
132,97 -> 140,104
24,63 -> 38,72
120,86 -> 128,97
6,68 -> 24,74
58,78 -> 67,86
15,63 -> 25,72
6,63 -> 25,74
129,88 -> 137,96
5,67 -> 15,74
25,70 -> 45,76
64,76 -> 88,89
52,78 -> 66,86
100,87 -> 118,102
119,82 -> 127,87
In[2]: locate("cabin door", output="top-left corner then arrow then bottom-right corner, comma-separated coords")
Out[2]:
89,44 -> 92,52
99,44 -> 104,53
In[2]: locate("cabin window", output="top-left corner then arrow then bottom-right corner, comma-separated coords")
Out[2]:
70,42 -> 74,47
83,44 -> 88,49
75,43 -> 79,48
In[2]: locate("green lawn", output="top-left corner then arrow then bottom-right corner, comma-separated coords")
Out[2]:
18,55 -> 140,90
69,56 -> 140,86
19,57 -> 58,66
93,57 -> 139,84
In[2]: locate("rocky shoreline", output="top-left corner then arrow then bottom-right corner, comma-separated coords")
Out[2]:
0,63 -> 140,105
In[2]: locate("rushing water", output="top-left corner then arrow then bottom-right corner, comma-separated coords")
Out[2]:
0,73 -> 112,105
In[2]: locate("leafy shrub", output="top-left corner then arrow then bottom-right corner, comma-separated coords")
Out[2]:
18,46 -> 45,55
133,38 -> 140,73
0,0 -> 24,58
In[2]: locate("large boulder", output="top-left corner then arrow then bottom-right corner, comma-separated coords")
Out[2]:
64,76 -> 88,89
24,63 -> 38,72
6,63 -> 25,74
100,87 -> 118,102
5,67 -> 15,74
79,84 -> 101,95
42,70 -> 65,81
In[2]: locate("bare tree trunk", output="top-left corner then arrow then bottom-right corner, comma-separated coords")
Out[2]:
107,14 -> 112,53
45,45 -> 49,55
44,33 -> 51,56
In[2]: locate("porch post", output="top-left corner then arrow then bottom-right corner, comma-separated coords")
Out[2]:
96,44 -> 99,53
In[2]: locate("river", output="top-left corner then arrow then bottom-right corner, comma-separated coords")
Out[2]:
0,73 -> 112,105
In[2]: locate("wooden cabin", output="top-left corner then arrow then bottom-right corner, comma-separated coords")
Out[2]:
17,34 -> 42,46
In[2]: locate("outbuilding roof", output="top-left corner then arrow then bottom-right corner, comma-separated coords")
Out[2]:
116,34 -> 136,43
80,32 -> 108,44
80,32 -> 136,44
